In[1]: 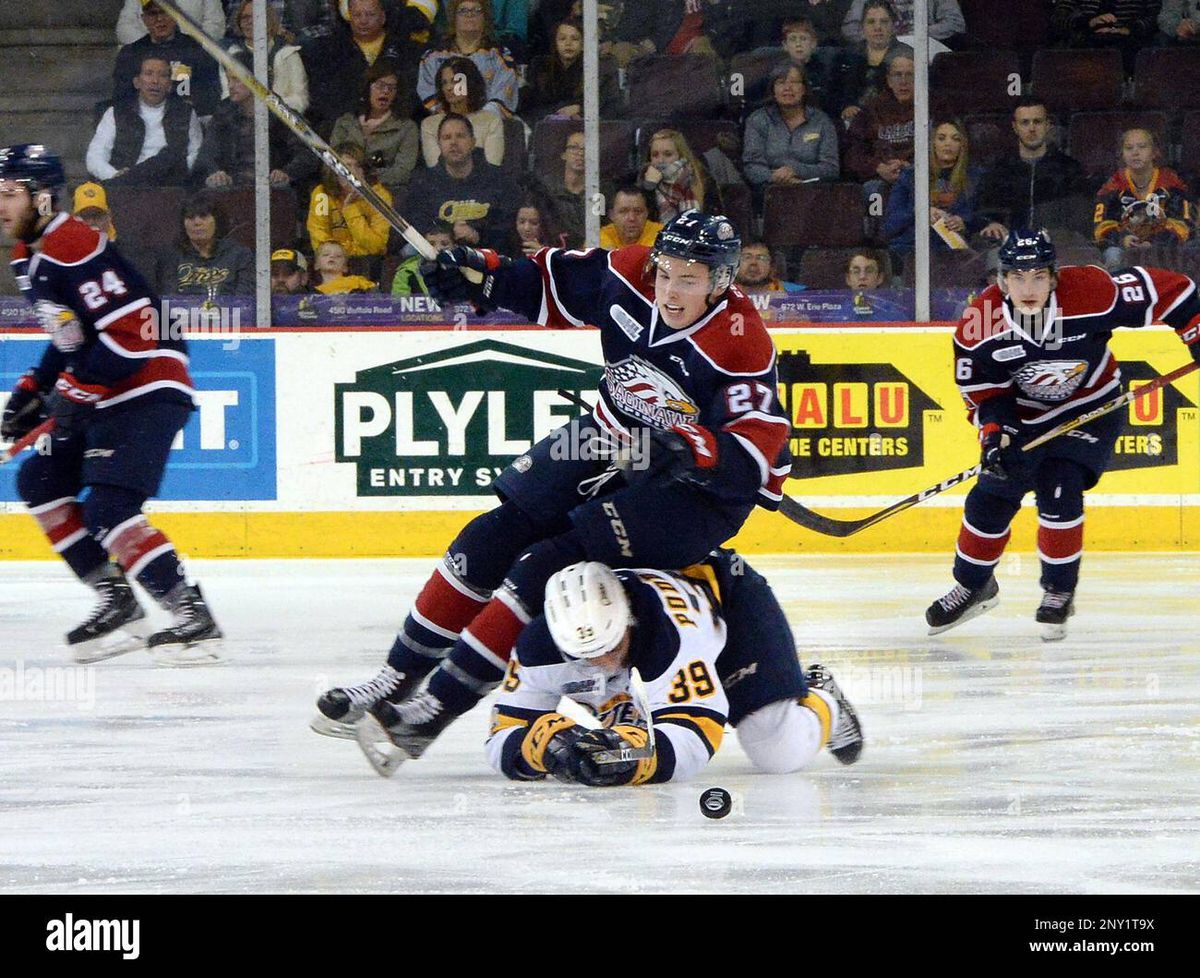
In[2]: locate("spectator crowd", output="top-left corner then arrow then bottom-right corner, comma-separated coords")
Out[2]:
47,0 -> 1200,298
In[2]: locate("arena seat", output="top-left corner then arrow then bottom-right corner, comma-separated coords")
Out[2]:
1131,47 -> 1200,114
762,183 -> 866,249
930,50 -> 1021,115
1031,49 -> 1124,113
625,55 -> 725,120
1066,110 -> 1169,179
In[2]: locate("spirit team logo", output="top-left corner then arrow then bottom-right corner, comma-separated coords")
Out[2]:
334,339 -> 604,495
1014,360 -> 1089,401
604,355 -> 700,429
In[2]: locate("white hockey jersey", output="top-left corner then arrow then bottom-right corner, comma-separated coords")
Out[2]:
486,566 -> 729,784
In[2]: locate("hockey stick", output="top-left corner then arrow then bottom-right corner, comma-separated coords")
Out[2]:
155,0 -> 482,283
591,666 -> 657,765
0,419 -> 54,466
781,358 -> 1200,538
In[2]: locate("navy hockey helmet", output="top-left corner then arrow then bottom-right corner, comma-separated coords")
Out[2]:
650,209 -> 742,295
997,228 -> 1056,275
0,144 -> 66,207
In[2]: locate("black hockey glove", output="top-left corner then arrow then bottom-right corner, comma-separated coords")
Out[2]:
45,372 -> 108,439
623,423 -> 718,487
1,371 -> 45,441
980,422 -> 1025,481
421,246 -> 512,311
543,727 -> 640,787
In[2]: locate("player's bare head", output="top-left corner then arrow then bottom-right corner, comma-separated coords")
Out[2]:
544,563 -> 633,668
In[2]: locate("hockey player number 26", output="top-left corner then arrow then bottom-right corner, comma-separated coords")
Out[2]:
78,270 -> 129,310
667,661 -> 716,703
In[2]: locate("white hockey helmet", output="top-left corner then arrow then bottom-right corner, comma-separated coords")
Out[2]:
543,562 -> 631,659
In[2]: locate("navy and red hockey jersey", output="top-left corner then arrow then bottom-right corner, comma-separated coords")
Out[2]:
483,244 -> 793,509
955,264 -> 1200,431
11,212 -> 194,410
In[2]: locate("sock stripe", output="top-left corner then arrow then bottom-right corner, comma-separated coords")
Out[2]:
460,630 -> 511,672
410,607 -> 459,641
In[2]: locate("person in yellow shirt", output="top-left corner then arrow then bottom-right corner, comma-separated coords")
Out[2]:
306,143 -> 392,258
598,187 -> 664,249
313,241 -> 378,294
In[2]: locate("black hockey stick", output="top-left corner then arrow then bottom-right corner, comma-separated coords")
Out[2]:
781,358 -> 1200,538
591,667 -> 656,765
155,0 -> 482,284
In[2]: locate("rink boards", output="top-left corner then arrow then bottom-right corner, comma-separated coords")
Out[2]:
1,324 -> 1197,557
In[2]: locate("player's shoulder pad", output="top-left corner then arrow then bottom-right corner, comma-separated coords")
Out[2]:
954,283 -> 1007,349
608,245 -> 655,301
511,616 -> 568,669
1054,264 -> 1119,318
690,289 -> 775,376
39,215 -> 105,267
618,571 -> 682,683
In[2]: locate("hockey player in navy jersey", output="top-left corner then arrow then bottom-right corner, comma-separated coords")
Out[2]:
0,144 -> 221,663
927,229 -> 1200,640
314,210 -> 794,766
472,554 -> 860,784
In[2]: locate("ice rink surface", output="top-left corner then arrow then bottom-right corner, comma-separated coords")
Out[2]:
1,553 -> 1197,895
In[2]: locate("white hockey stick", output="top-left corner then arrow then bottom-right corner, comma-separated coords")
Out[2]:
155,0 -> 481,283
591,666 -> 656,765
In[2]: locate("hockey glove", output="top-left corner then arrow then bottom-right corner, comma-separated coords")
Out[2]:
46,372 -> 108,439
1,371 -> 45,441
980,422 -> 1025,481
421,246 -> 511,311
544,727 -> 641,787
624,423 -> 718,487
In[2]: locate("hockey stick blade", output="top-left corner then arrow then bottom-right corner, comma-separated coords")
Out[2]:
592,667 -> 656,764
154,1 -> 482,284
0,419 -> 55,466
781,359 -> 1199,537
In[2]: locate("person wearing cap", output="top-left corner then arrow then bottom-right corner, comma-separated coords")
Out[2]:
471,551 -> 863,786
113,1 -> 222,117
271,249 -> 310,294
116,0 -> 226,46
73,183 -> 117,241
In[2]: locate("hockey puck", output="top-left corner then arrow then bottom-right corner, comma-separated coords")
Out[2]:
699,787 -> 732,819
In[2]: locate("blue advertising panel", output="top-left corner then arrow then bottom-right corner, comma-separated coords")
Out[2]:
0,336 -> 276,501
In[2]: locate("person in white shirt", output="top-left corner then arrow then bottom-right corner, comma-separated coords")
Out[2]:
115,0 -> 226,46
87,54 -> 204,186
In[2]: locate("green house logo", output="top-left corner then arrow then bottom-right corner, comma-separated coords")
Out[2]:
334,339 -> 604,495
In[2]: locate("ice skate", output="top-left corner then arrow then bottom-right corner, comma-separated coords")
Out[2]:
804,663 -> 864,765
311,664 -> 417,739
355,689 -> 455,777
925,576 -> 1000,635
67,565 -> 149,663
147,583 -> 224,666
1036,589 -> 1075,642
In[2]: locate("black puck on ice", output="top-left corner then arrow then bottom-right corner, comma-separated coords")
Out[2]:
699,787 -> 732,819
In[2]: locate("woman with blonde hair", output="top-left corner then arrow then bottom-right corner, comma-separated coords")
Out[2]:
638,129 -> 713,224
883,118 -> 987,255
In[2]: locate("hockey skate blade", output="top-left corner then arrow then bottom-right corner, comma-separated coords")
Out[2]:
309,714 -> 358,739
148,638 -> 227,668
926,595 -> 1000,636
69,624 -> 150,664
355,713 -> 408,778
1040,621 -> 1069,642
